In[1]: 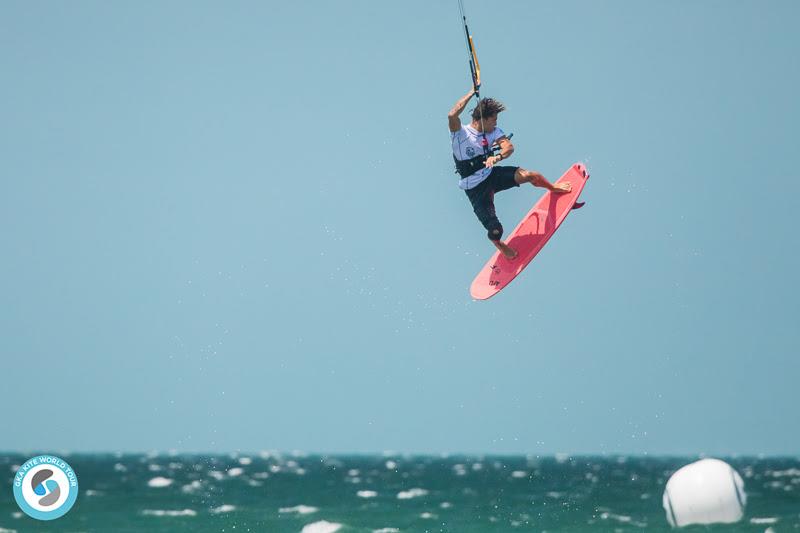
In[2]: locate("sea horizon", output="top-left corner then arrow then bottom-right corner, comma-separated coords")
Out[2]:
3,452 -> 797,532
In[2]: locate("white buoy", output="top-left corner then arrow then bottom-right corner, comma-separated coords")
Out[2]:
662,458 -> 746,527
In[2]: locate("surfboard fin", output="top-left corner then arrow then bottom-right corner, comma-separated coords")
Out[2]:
572,202 -> 585,210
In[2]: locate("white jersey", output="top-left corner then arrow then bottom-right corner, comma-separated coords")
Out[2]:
451,124 -> 507,190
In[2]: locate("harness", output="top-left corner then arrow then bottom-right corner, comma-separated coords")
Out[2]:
453,153 -> 489,178
453,132 -> 513,178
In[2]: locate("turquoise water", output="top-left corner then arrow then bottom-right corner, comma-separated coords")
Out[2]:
2,454 -> 798,532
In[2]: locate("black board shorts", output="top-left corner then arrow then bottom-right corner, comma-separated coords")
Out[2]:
464,166 -> 520,233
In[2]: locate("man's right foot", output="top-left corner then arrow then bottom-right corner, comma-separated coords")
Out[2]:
552,182 -> 572,193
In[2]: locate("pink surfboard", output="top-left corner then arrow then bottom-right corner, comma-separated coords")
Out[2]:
470,162 -> 590,300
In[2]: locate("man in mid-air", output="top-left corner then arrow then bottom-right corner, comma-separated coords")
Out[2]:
449,88 -> 570,259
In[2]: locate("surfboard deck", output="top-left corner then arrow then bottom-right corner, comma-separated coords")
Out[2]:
469,162 -> 589,300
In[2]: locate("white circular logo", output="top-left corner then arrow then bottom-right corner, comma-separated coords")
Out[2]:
13,455 -> 78,520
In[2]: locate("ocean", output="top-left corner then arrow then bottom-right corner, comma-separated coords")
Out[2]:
1,454 -> 797,532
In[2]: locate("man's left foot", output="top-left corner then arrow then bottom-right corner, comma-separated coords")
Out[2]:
500,244 -> 518,260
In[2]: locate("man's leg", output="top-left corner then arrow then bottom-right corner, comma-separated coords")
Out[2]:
514,168 -> 572,193
474,192 -> 518,260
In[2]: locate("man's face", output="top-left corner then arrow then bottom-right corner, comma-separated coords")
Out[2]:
483,114 -> 498,132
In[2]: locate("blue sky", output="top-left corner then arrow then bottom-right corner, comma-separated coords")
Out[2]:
1,0 -> 798,455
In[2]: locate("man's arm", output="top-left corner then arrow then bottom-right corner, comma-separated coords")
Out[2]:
448,88 -> 476,132
485,136 -> 515,167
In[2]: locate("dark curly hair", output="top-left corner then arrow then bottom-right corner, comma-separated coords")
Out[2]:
471,97 -> 506,121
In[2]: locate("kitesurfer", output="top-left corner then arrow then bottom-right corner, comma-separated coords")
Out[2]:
449,88 -> 571,259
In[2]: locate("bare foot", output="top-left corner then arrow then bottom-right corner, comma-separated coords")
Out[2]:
498,243 -> 518,260
552,182 -> 572,193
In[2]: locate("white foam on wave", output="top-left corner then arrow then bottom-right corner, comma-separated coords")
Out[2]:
142,509 -> 197,517
372,529 -> 399,533
750,517 -> 779,524
357,490 -> 377,498
301,520 -> 342,533
227,467 -> 244,477
769,468 -> 800,478
238,457 -> 252,465
397,488 -> 428,499
600,512 -> 631,523
511,470 -> 528,478
147,477 -> 174,488
599,511 -> 646,528
181,480 -> 203,493
210,504 -> 236,514
420,512 -> 436,519
279,505 -> 319,515
0,527 -> 18,533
